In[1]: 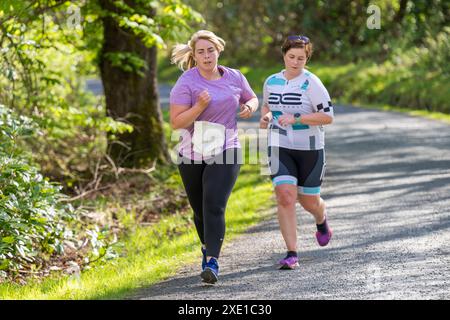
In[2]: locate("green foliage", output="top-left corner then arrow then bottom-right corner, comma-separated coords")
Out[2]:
0,105 -> 75,275
163,0 -> 448,114
0,2 -> 135,187
0,0 -> 204,282
182,0 -> 449,65
0,145 -> 273,299
104,52 -> 148,76
312,28 -> 450,113
114,13 -> 164,48
0,0 -> 204,186
156,0 -> 204,42
0,105 -> 120,279
102,0 -> 203,53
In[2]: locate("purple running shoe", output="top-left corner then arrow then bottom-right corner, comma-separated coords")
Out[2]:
278,256 -> 299,270
316,218 -> 332,246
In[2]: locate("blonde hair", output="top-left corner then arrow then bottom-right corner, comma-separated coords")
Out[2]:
171,30 -> 226,71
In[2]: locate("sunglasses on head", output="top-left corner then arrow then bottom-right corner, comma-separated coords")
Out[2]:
287,35 -> 310,43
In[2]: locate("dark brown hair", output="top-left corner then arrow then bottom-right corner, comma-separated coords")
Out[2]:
281,37 -> 313,61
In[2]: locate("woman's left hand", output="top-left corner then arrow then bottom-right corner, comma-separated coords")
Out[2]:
238,104 -> 253,119
278,114 -> 295,127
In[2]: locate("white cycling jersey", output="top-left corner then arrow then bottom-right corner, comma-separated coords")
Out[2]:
263,69 -> 334,150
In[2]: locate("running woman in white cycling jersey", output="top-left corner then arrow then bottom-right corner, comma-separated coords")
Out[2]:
260,35 -> 334,269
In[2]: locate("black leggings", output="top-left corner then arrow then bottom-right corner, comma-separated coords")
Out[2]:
177,148 -> 241,258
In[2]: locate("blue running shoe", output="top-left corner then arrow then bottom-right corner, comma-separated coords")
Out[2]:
201,247 -> 207,270
201,257 -> 219,284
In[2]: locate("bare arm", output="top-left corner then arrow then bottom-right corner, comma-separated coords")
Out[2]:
296,112 -> 333,125
278,112 -> 333,127
259,103 -> 272,129
170,90 -> 211,129
244,97 -> 259,112
238,96 -> 259,119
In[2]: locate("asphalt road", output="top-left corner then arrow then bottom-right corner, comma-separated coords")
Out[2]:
122,99 -> 450,300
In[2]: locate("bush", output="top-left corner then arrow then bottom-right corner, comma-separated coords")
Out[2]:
0,105 -> 76,275
0,105 -> 120,282
311,28 -> 450,114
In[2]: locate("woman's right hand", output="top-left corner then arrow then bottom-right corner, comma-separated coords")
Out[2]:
197,90 -> 211,110
260,113 -> 272,129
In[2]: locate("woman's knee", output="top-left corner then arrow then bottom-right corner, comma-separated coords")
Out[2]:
299,196 -> 322,212
203,199 -> 225,216
276,187 -> 297,208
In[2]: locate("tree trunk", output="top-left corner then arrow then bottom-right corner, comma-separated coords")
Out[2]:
394,0 -> 408,24
99,0 -> 169,168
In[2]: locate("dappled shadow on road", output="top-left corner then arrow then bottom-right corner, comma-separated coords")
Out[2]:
128,105 -> 450,299
325,105 -> 450,208
307,105 -> 450,297
309,214 -> 450,254
129,264 -> 278,300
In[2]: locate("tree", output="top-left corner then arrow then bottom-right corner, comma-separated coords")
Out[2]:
97,0 -> 202,168
98,0 -> 166,167
1,0 -> 203,173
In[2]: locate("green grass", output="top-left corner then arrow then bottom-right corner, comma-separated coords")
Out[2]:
0,142 -> 274,299
310,60 -> 449,116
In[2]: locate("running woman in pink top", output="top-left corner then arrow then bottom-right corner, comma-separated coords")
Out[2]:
170,30 -> 258,284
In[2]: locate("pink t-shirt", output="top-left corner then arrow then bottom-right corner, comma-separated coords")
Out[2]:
170,65 -> 256,160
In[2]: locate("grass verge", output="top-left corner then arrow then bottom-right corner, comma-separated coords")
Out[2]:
0,141 -> 274,299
